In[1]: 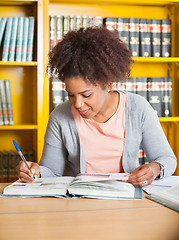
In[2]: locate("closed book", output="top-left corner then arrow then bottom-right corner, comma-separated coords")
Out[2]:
82,16 -> 88,28
147,77 -> 163,117
8,17 -> 18,62
8,151 -> 16,182
136,77 -> 148,100
26,16 -> 35,62
21,17 -> 29,62
2,17 -> 13,62
2,151 -> 9,183
75,16 -> 83,30
0,152 -> 3,182
69,16 -> 76,31
104,17 -> 117,31
0,17 -> 7,47
129,17 -> 140,57
162,76 -> 172,117
0,91 -> 4,125
88,16 -> 95,27
15,17 -> 24,62
139,18 -> 151,57
138,148 -> 144,165
95,16 -> 103,26
125,77 -> 136,94
4,79 -> 14,125
49,15 -> 57,51
161,19 -> 171,57
63,16 -> 70,36
56,15 -> 63,43
117,17 -> 130,49
52,79 -> 65,109
0,80 -> 9,125
151,19 -> 162,57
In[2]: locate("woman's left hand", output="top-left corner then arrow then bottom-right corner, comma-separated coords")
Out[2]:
127,162 -> 161,187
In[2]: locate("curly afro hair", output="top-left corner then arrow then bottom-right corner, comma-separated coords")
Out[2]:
48,26 -> 133,87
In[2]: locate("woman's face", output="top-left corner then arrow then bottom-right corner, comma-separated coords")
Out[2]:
65,76 -> 110,120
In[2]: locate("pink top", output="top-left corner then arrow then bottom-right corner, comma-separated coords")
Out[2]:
71,91 -> 126,173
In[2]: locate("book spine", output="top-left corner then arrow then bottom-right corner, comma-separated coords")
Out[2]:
139,18 -> 151,57
26,16 -> 35,62
49,15 -> 56,51
0,89 -> 4,125
0,17 -> 7,47
52,79 -> 65,109
15,17 -> 24,62
2,151 -> 9,183
129,17 -> 140,57
136,77 -> 148,100
118,17 -> 130,49
162,76 -> 172,117
8,151 -> 16,182
0,80 -> 9,125
76,16 -> 83,30
161,19 -> 171,57
138,148 -> 144,165
151,19 -> 162,57
2,17 -> 13,62
104,17 -> 117,31
8,17 -> 18,62
0,152 -> 3,182
56,15 -> 63,43
147,77 -> 162,117
88,16 -> 95,27
4,79 -> 14,125
95,16 -> 103,27
82,16 -> 88,29
70,16 -> 76,31
21,17 -> 29,62
125,78 -> 136,93
63,16 -> 70,36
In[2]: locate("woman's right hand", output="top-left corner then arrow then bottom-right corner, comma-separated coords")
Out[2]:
16,161 -> 41,183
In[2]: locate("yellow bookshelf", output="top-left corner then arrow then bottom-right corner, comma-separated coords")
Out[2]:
44,0 -> 179,175
0,0 -> 45,166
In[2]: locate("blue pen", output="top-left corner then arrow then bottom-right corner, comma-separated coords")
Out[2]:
13,140 -> 35,179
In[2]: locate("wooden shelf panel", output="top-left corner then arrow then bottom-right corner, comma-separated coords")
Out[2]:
159,117 -> 179,122
0,124 -> 38,130
0,61 -> 37,66
133,57 -> 179,63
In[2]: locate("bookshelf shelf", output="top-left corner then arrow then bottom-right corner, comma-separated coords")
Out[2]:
159,117 -> 179,122
134,57 -> 179,63
0,61 -> 38,66
0,124 -> 38,130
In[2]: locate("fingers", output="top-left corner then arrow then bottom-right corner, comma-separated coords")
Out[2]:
16,161 -> 40,183
128,164 -> 156,187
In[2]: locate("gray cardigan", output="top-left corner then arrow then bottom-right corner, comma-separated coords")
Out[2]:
39,92 -> 177,178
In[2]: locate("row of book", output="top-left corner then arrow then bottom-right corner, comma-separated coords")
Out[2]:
104,17 -> 171,57
51,77 -> 172,118
0,16 -> 35,62
0,79 -> 14,125
112,77 -> 172,117
50,15 -> 103,50
0,150 -> 34,183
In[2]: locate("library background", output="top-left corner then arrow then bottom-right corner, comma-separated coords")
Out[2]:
0,0 -> 178,182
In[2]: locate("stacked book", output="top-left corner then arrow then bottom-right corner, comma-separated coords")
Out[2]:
104,17 -> 171,57
0,16 -> 35,62
0,79 -> 14,125
49,15 -> 103,50
0,150 -> 34,183
113,76 -> 172,118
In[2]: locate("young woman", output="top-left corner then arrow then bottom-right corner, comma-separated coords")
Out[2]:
16,27 -> 177,186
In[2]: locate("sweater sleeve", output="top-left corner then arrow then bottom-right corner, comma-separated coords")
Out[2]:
140,99 -> 177,177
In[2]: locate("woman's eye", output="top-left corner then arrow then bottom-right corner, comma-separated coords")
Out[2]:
83,94 -> 92,98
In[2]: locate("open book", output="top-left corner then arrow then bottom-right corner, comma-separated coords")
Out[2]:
146,184 -> 179,212
2,173 -> 142,199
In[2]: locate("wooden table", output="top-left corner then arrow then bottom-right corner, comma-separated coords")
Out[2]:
0,183 -> 178,240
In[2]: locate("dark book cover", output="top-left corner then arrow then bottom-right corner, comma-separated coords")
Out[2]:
147,77 -> 163,117
2,151 -> 9,183
129,17 -> 140,57
136,77 -> 147,100
0,152 -> 3,182
49,15 -> 56,51
151,19 -> 162,57
117,17 -> 130,49
104,17 -> 117,31
8,151 -> 16,182
139,18 -> 151,57
162,76 -> 172,117
161,19 -> 171,57
138,148 -> 144,165
125,77 -> 136,94
51,78 -> 65,109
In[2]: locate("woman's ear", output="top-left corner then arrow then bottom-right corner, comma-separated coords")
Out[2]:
106,81 -> 113,92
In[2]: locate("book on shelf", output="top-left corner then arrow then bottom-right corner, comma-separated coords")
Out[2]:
151,19 -> 161,57
2,173 -> 143,199
49,15 -> 57,51
129,17 -> 140,57
161,19 -> 171,57
162,76 -> 172,117
15,17 -> 24,62
56,15 -> 63,44
26,16 -> 35,62
0,17 -> 7,47
2,17 -> 13,62
4,79 -> 14,125
0,91 -> 4,126
21,17 -> 29,62
51,78 -> 66,109
139,18 -> 151,57
8,17 -> 18,62
0,80 -> 9,125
